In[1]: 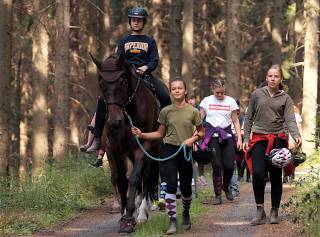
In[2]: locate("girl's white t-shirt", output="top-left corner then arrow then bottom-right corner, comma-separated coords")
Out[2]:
199,95 -> 239,128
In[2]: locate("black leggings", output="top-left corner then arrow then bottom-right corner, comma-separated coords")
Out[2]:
94,96 -> 106,138
251,141 -> 282,208
149,75 -> 171,107
159,144 -> 193,197
209,137 -> 235,178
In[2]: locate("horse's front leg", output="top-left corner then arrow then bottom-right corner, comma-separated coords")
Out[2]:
126,141 -> 151,216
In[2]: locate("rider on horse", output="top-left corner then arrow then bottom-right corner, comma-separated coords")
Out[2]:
85,7 -> 171,166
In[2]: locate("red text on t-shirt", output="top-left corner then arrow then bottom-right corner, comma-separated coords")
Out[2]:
209,104 -> 231,111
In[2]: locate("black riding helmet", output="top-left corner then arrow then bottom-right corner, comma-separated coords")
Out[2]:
128,7 -> 148,25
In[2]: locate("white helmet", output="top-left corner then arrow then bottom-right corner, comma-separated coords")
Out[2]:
269,148 -> 292,168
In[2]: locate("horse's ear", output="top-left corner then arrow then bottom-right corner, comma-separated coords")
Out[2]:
117,53 -> 126,68
89,53 -> 102,70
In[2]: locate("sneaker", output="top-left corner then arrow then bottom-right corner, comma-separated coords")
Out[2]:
80,144 -> 91,152
86,137 -> 101,153
90,158 -> 103,167
223,187 -> 234,201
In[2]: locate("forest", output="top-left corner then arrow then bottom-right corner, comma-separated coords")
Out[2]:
0,0 -> 319,236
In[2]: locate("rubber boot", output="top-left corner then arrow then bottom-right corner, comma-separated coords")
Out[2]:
251,206 -> 267,225
270,208 -> 279,224
182,210 -> 191,230
86,137 -> 101,153
166,217 -> 177,235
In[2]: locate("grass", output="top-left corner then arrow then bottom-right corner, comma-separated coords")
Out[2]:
0,154 -> 113,236
283,150 -> 320,237
132,188 -> 210,237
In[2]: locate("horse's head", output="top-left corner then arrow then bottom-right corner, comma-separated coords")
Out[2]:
91,53 -> 129,129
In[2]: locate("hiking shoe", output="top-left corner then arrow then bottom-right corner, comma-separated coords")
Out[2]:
213,195 -> 222,205
90,158 -> 103,167
270,208 -> 279,224
251,206 -> 266,225
86,137 -> 101,153
182,210 -> 191,230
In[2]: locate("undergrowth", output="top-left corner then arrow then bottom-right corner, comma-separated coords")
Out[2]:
0,154 -> 112,236
283,160 -> 320,237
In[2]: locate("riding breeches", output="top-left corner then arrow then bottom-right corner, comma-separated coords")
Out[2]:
159,144 -> 193,198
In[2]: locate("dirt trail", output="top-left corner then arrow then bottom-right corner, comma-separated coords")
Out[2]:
177,182 -> 298,237
27,183 -> 298,237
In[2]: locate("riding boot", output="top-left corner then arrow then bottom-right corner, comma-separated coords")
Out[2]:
86,137 -> 101,153
213,176 -> 222,205
270,208 -> 279,224
182,196 -> 192,230
166,217 -> 177,235
223,174 -> 234,201
251,206 -> 267,225
182,210 -> 191,230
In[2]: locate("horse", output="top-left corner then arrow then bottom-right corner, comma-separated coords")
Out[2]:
90,53 -> 161,233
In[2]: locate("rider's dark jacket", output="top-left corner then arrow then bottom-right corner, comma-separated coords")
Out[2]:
116,34 -> 159,73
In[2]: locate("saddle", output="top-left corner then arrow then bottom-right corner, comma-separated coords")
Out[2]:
129,66 -> 161,107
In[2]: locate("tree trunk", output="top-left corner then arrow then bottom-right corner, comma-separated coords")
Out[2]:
288,0 -> 303,105
31,0 -> 49,176
182,0 -> 194,92
301,0 -> 319,156
271,0 -> 284,64
199,0 -> 211,98
99,0 -> 111,58
225,0 -> 241,99
0,0 -> 12,177
53,0 -> 70,160
152,0 -> 169,85
169,0 -> 182,81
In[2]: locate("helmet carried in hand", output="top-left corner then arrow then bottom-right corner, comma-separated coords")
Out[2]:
269,148 -> 292,168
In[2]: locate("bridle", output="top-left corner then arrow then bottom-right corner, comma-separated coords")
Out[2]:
99,66 -> 141,111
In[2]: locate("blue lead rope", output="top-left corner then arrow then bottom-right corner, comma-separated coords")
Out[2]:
123,110 -> 199,197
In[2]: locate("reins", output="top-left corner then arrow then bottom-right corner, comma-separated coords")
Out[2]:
123,110 -> 199,197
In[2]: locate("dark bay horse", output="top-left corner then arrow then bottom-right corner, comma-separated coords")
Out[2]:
91,53 -> 161,233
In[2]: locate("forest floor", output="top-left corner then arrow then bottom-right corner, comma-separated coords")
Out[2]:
24,180 -> 301,237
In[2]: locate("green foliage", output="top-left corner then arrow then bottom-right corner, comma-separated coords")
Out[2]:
283,166 -> 320,237
0,154 -> 113,235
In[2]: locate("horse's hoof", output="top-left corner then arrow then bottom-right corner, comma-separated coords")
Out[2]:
118,216 -> 136,233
